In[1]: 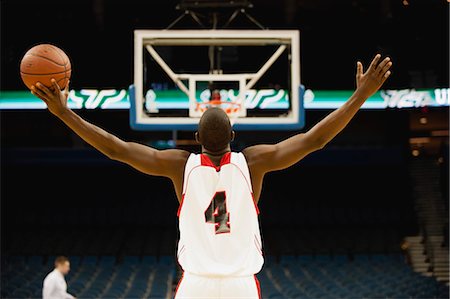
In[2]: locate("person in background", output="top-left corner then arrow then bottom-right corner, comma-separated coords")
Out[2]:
43,256 -> 76,299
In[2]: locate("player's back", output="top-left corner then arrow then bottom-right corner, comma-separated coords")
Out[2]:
177,152 -> 264,277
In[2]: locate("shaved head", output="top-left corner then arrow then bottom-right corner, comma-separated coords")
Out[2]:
196,108 -> 233,152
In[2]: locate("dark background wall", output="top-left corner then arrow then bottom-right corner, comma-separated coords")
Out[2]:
1,0 -> 448,90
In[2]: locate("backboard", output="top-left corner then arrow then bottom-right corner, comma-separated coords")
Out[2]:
130,30 -> 304,130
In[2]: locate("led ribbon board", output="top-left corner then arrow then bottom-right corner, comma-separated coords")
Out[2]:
1,88 -> 448,110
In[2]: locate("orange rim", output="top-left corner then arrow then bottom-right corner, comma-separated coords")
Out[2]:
196,101 -> 241,115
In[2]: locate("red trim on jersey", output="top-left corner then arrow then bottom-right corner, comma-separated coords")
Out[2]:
174,272 -> 184,298
254,235 -> 263,256
177,194 -> 185,217
251,193 -> 260,215
254,275 -> 262,299
200,154 -> 214,167
220,151 -> 231,165
200,152 -> 231,171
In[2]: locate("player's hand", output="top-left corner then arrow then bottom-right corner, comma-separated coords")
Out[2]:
355,54 -> 392,99
31,79 -> 70,117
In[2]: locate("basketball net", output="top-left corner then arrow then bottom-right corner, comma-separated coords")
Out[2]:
195,90 -> 243,126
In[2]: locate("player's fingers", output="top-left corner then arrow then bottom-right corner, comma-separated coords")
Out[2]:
376,57 -> 390,75
31,89 -> 48,103
34,93 -> 48,104
51,79 -> 61,93
380,70 -> 392,85
64,80 -> 70,96
35,82 -> 52,97
381,61 -> 393,76
31,85 -> 47,99
356,61 -> 363,78
367,54 -> 381,72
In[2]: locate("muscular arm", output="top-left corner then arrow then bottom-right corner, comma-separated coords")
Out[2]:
31,81 -> 189,191
244,54 -> 392,175
57,109 -> 188,177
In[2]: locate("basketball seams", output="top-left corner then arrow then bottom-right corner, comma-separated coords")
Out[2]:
52,47 -> 70,88
56,77 -> 67,88
53,47 -> 69,65
24,53 -> 67,67
20,69 -> 72,76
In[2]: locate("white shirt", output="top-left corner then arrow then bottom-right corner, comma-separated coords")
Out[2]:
43,269 -> 75,299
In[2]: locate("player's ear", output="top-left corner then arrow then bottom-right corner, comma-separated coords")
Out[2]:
230,131 -> 235,142
194,131 -> 200,144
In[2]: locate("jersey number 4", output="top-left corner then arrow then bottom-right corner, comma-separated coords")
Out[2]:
204,191 -> 230,234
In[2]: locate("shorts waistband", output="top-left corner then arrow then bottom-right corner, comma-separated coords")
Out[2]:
184,271 -> 256,279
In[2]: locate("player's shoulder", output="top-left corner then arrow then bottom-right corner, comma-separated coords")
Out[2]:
155,149 -> 191,175
160,149 -> 191,161
175,150 -> 192,167
177,149 -> 192,159
242,144 -> 278,176
242,144 -> 277,162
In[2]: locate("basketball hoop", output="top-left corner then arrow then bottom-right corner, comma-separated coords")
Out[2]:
132,30 -> 302,130
195,100 -> 242,118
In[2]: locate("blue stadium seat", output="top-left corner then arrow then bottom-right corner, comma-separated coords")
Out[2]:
99,255 -> 116,266
123,255 -> 140,265
159,255 -> 175,266
298,255 -> 314,263
28,255 -> 43,266
83,255 -> 98,265
68,255 -> 81,267
142,255 -> 157,264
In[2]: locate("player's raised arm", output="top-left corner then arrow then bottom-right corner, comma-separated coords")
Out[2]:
31,80 -> 189,181
244,54 -> 392,173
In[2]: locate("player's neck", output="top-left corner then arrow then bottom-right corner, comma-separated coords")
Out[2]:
201,145 -> 231,158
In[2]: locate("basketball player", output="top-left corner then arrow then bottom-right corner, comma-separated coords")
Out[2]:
32,54 -> 392,298
42,256 -> 75,299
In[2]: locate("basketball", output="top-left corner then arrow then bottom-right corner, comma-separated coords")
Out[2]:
20,44 -> 71,90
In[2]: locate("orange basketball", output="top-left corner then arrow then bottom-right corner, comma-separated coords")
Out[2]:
20,44 -> 71,90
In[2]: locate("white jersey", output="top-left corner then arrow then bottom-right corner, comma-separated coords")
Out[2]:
177,152 -> 264,277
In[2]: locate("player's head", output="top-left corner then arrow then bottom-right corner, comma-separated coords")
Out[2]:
54,256 -> 70,275
195,107 -> 235,152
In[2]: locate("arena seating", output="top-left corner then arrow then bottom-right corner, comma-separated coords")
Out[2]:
260,254 -> 449,299
1,255 -> 175,299
2,254 -> 448,299
1,148 -> 442,298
